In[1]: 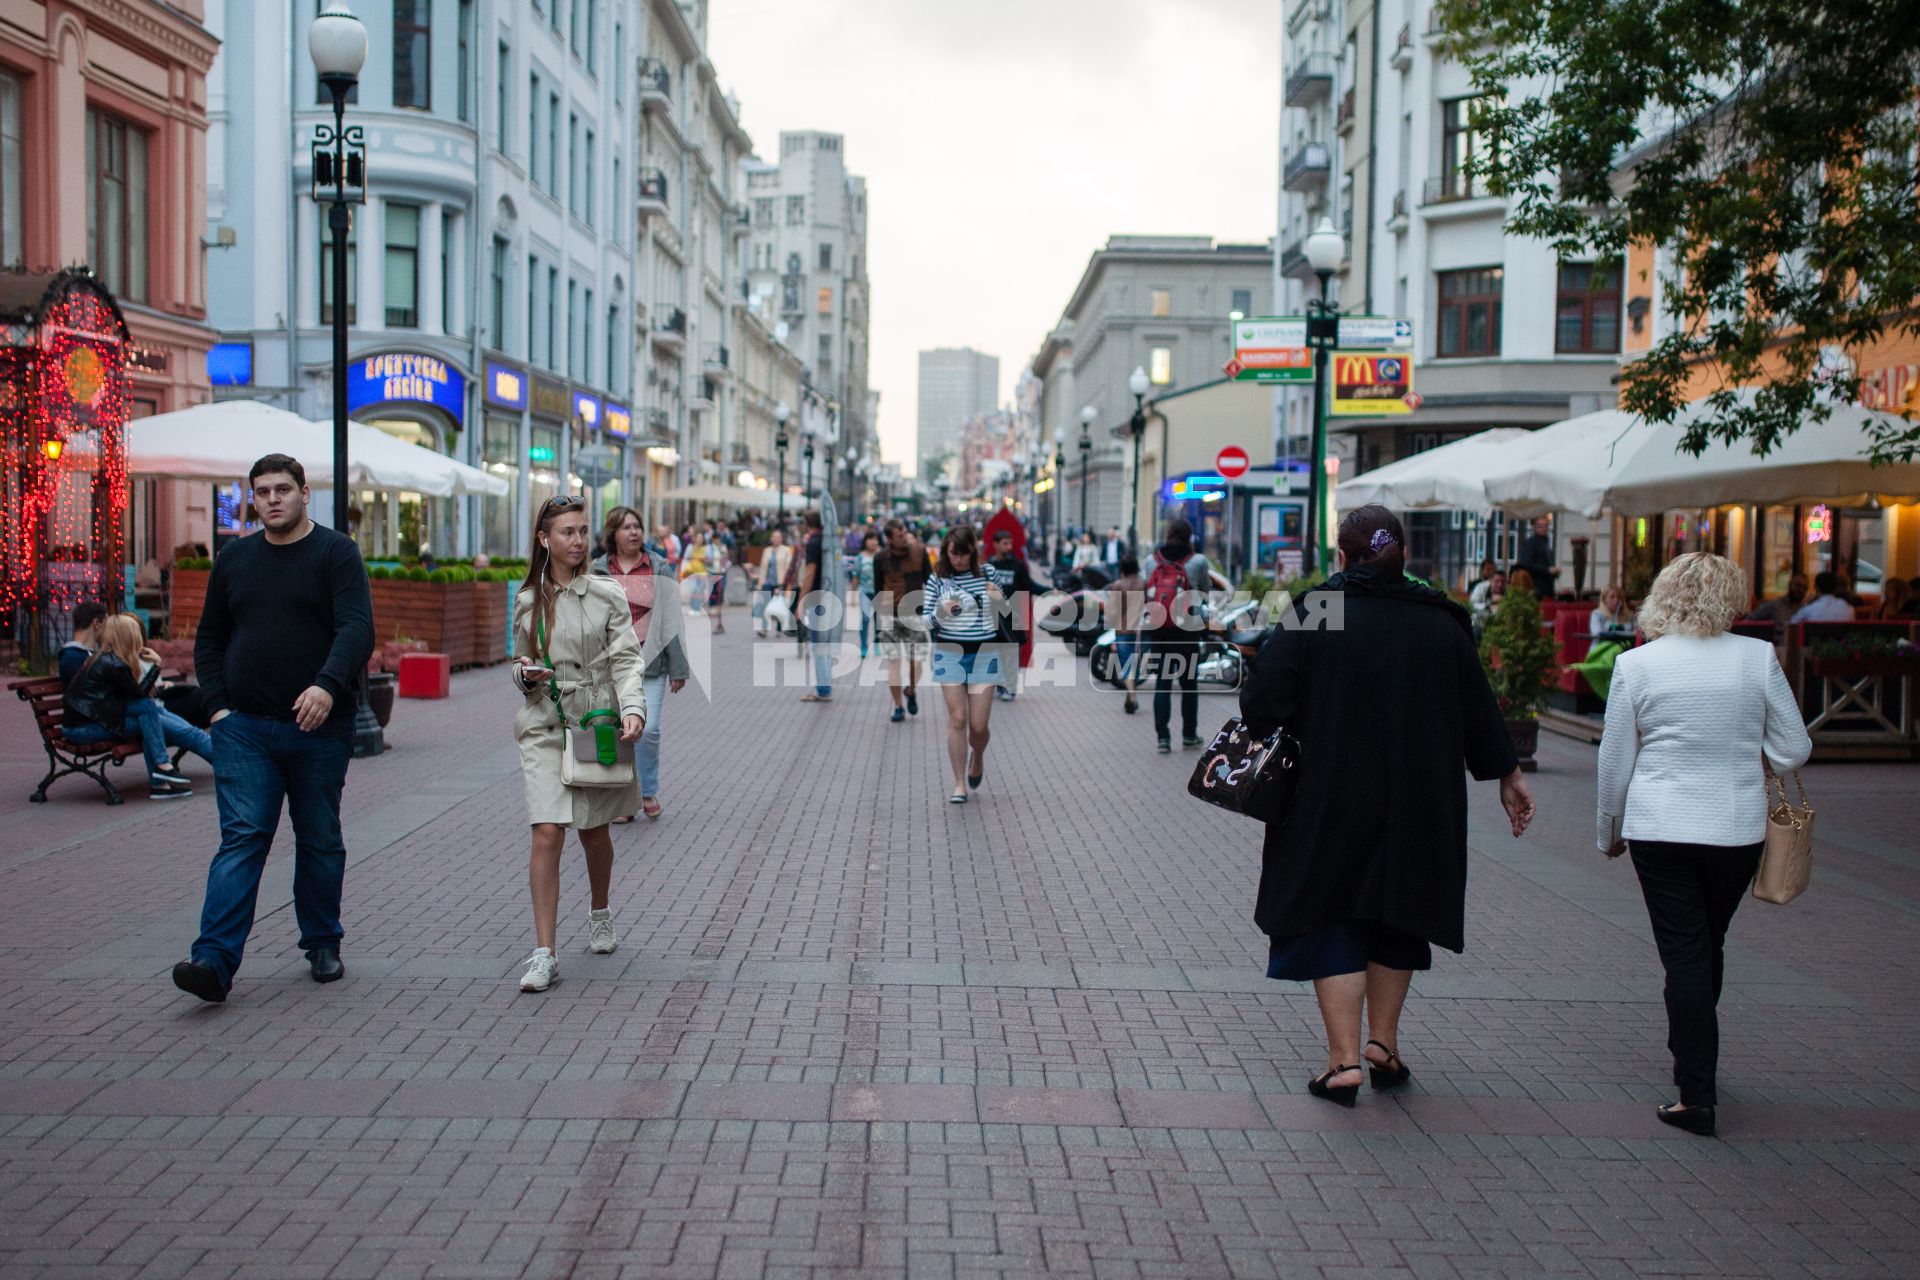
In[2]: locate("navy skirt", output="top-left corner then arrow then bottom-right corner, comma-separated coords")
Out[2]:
1266,921 -> 1433,981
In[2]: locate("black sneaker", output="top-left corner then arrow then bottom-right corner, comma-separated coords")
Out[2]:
1157,738 -> 1172,754
149,778 -> 194,801
905,690 -> 919,716
1182,736 -> 1203,749
890,706 -> 905,723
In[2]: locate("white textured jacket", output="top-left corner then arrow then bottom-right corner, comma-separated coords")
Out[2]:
1596,632 -> 1812,852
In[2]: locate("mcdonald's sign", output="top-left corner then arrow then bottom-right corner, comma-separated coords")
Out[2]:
1331,354 -> 1414,416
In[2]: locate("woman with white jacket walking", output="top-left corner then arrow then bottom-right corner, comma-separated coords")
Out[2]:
1597,552 -> 1812,1136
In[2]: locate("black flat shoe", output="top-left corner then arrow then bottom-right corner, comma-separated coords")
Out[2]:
905,691 -> 919,716
1123,698 -> 1137,714
1307,1065 -> 1362,1108
171,960 -> 226,1004
948,791 -> 968,805
1656,1102 -> 1716,1136
308,948 -> 345,984
1366,1040 -> 1412,1090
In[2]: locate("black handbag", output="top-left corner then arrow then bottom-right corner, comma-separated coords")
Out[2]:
1186,717 -> 1300,824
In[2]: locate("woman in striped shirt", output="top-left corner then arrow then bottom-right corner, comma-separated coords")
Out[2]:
923,525 -> 1012,804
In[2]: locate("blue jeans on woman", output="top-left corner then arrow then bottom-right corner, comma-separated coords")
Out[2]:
65,698 -> 212,777
190,712 -> 353,987
637,671 -> 666,797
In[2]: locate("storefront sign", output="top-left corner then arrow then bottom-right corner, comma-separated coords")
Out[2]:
1229,318 -> 1311,383
1861,363 -> 1919,416
347,351 -> 466,424
1806,504 -> 1833,544
207,342 -> 253,387
484,360 -> 528,410
604,402 -> 631,438
571,391 -> 601,428
530,376 -> 569,421
126,344 -> 170,374
1331,354 -> 1414,416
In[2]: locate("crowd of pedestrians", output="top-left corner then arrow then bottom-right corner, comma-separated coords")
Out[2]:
77,453 -> 1838,1140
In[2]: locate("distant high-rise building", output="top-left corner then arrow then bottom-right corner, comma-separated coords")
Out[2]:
917,347 -> 999,478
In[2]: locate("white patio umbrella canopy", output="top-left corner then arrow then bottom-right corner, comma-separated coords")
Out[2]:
1479,410 -> 1660,519
1335,428 -> 1536,513
127,399 -> 506,496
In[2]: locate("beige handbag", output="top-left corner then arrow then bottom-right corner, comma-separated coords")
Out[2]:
1753,767 -> 1813,905
535,608 -> 636,790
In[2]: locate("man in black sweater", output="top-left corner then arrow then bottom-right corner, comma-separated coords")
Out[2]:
171,454 -> 374,1003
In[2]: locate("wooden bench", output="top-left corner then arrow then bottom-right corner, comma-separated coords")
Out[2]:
8,676 -> 184,806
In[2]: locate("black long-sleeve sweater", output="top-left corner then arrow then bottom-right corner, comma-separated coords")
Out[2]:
193,524 -> 374,729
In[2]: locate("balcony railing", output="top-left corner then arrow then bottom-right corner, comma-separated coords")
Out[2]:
704,344 -> 730,370
1422,171 -> 1490,206
1391,22 -> 1413,68
1280,238 -> 1311,280
1282,140 -> 1331,191
1336,87 -> 1355,130
636,167 -> 669,213
652,308 -> 688,349
1283,54 -> 1333,106
1390,188 -> 1408,222
638,59 -> 671,109
644,406 -> 671,435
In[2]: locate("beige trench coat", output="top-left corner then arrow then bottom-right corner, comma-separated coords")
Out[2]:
512,573 -> 649,828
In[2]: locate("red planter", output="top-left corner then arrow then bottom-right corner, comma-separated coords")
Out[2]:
167,568 -> 211,640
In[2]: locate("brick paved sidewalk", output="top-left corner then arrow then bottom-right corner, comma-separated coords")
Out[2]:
2,626 -> 1918,1278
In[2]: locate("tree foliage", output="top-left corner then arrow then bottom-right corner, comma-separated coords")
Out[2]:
1435,0 -> 1920,461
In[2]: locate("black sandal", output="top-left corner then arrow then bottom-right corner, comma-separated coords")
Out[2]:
1307,1064 -> 1362,1108
1366,1040 -> 1412,1090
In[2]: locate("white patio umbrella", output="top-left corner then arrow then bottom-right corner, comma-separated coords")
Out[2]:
342,421 -> 508,497
1479,409 -> 1665,518
1335,428 -> 1537,512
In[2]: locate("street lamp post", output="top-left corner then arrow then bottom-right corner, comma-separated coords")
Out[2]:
1126,365 -> 1150,557
804,438 -> 816,511
1052,429 -> 1066,570
1078,404 -> 1095,537
1303,217 -> 1346,576
774,401 -> 790,522
309,3 -> 382,759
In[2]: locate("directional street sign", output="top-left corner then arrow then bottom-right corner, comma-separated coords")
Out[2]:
1336,316 -> 1415,351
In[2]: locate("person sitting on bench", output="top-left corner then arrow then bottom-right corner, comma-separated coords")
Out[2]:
58,601 -> 110,685
63,614 -> 212,800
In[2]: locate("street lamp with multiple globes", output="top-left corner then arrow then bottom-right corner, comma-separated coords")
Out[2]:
1126,365 -> 1150,557
1078,404 -> 1095,536
774,401 -> 791,521
308,2 -> 382,759
1303,217 -> 1347,576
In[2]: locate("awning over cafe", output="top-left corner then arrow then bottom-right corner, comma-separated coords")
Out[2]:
1334,427 -> 1539,512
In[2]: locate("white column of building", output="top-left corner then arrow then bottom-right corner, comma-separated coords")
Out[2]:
419,198 -> 445,335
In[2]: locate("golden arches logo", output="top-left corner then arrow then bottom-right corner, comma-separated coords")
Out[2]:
1335,355 -> 1376,385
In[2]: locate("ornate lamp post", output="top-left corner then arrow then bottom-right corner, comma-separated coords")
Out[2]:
309,3 -> 381,759
1078,404 -> 1095,536
1126,365 -> 1150,557
774,401 -> 790,521
1052,427 -> 1066,568
1303,217 -> 1347,576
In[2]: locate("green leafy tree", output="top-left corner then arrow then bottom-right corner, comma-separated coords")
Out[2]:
1435,0 -> 1920,460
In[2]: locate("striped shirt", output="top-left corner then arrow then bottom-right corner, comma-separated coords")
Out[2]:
921,566 -> 1011,642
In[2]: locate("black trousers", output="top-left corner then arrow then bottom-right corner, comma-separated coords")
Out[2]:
1629,838 -> 1763,1107
1145,634 -> 1198,741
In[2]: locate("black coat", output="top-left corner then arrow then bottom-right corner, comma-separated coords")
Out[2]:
1239,567 -> 1516,953
63,651 -> 156,734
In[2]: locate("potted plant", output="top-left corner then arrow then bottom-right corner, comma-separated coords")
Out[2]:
1807,632 -> 1920,679
1479,585 -> 1559,771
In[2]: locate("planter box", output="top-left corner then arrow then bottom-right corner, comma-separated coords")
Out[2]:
471,580 -> 512,666
168,568 -> 210,640
1808,656 -> 1920,679
370,578 -> 477,665
1505,716 -> 1540,773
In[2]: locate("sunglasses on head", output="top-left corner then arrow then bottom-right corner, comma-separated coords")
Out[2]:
546,496 -> 582,510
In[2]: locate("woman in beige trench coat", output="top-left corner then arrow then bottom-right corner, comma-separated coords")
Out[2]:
510,496 -> 648,992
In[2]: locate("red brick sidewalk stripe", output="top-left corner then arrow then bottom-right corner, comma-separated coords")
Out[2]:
1115,1089 -> 1270,1129
679,1082 -> 831,1121
528,1080 -> 685,1120
377,1080 -> 544,1118
1408,1095 -> 1569,1137
75,1079 -> 252,1116
829,1083 -> 977,1123
977,1087 -> 1125,1127
1261,1094 -> 1420,1133
0,1081 -> 104,1114
232,1079 -> 397,1117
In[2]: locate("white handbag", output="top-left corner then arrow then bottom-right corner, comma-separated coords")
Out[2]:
535,608 -> 635,790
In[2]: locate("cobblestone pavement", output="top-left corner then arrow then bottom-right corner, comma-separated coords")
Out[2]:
3,623 -> 1919,1278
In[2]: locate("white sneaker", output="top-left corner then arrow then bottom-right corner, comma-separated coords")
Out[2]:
587,909 -> 617,954
518,948 -> 558,992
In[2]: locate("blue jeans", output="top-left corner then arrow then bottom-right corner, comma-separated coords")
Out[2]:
638,672 -> 666,797
65,699 -> 212,777
804,624 -> 833,697
858,592 -> 874,656
192,712 -> 353,986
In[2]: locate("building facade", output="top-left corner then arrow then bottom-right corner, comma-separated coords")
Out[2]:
1031,236 -> 1272,545
1,0 -> 220,568
916,346 -> 998,481
743,129 -> 875,496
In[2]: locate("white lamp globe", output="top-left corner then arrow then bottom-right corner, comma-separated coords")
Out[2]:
1305,217 -> 1346,274
1128,366 -> 1150,397
309,3 -> 368,80
1079,405 -> 1097,426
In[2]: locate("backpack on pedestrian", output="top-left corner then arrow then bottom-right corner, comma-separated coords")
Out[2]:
1145,553 -> 1196,632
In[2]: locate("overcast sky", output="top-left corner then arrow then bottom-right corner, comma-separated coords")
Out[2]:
708,0 -> 1281,476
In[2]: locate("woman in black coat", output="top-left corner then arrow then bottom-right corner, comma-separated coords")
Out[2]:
1240,505 -> 1536,1106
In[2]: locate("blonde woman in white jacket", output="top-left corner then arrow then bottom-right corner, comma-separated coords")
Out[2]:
1596,552 -> 1812,1136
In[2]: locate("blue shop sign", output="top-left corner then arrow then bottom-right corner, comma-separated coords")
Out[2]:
207,341 -> 253,387
604,402 -> 631,438
571,390 -> 601,429
346,352 -> 466,424
484,360 -> 528,410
